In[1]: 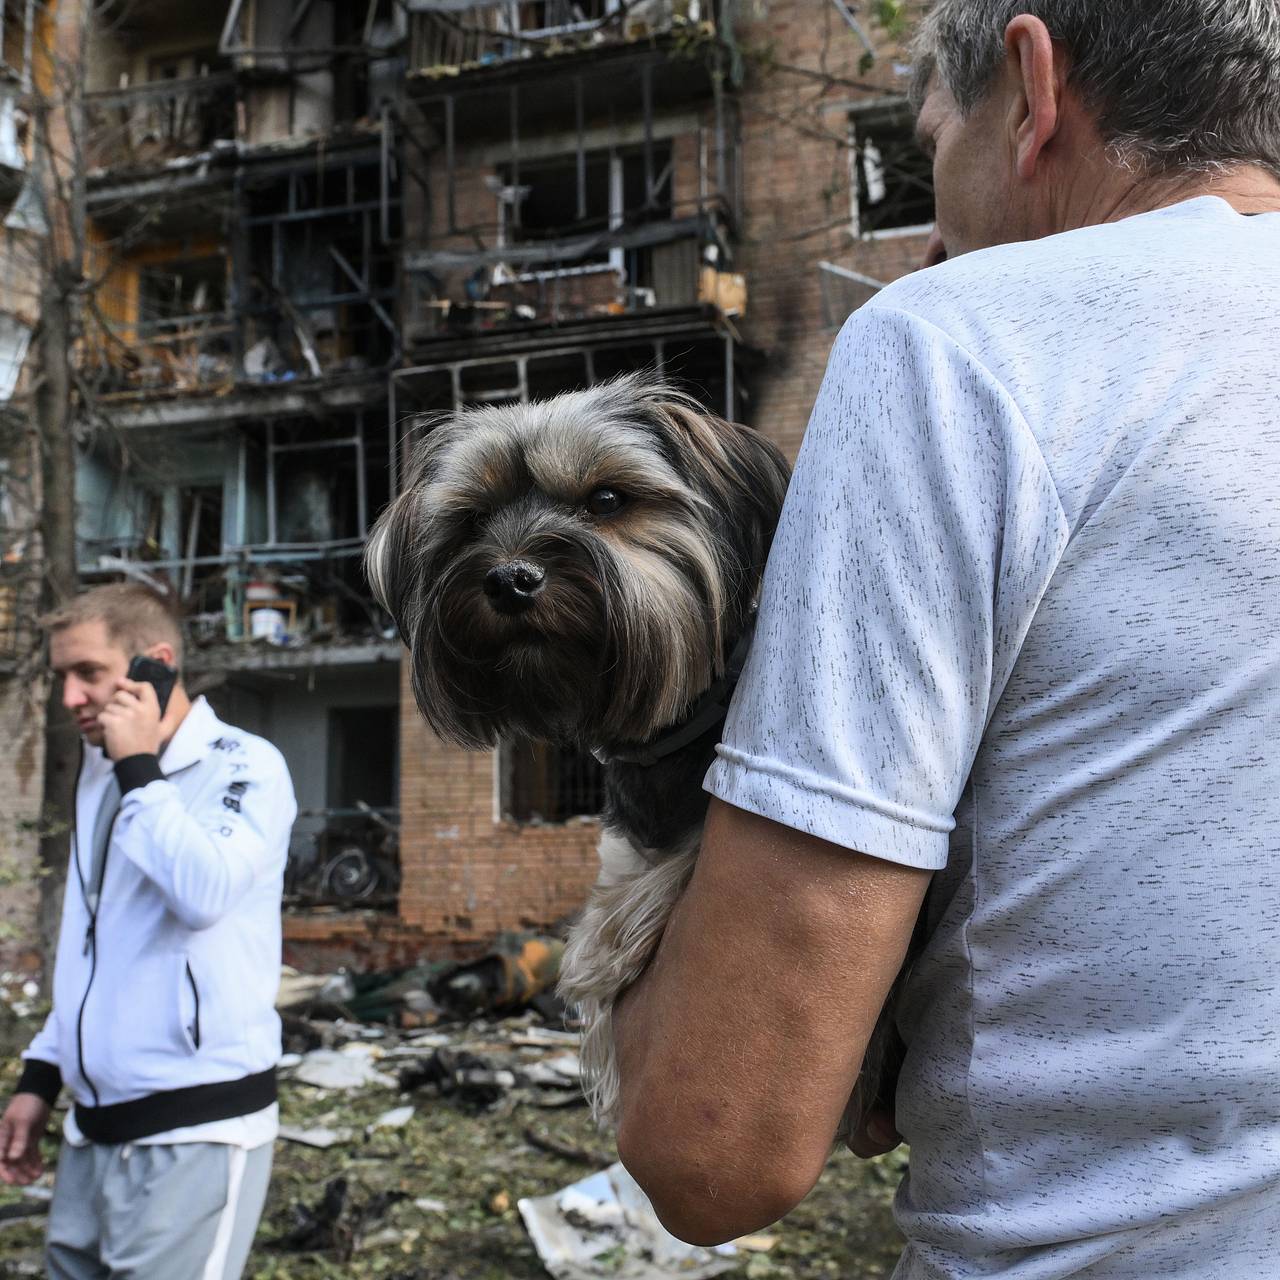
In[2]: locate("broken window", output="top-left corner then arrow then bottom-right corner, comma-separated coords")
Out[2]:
227,669 -> 402,912
500,1 -> 618,37
848,98 -> 934,236
244,411 -> 388,550
328,704 -> 399,814
392,329 -> 742,476
1,1 -> 28,83
176,483 -> 224,598
242,154 -> 399,379
410,0 -> 683,70
138,256 -> 228,326
129,255 -> 233,390
501,739 -> 605,825
496,144 -> 673,278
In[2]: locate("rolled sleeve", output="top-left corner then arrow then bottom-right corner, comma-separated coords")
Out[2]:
705,304 -> 1068,869
707,744 -> 953,869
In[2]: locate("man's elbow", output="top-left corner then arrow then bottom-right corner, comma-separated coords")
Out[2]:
171,868 -> 252,931
617,1120 -> 816,1247
177,903 -> 225,931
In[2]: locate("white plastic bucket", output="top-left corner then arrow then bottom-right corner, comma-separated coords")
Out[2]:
250,607 -> 286,642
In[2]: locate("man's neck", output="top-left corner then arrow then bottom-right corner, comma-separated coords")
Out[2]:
1066,163 -> 1280,232
158,687 -> 194,756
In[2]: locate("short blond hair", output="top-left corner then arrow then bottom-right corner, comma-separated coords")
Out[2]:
42,583 -> 183,668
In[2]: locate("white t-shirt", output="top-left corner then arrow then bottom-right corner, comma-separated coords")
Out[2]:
706,197 -> 1280,1279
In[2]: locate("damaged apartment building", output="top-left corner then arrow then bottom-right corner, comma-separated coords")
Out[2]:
2,0 -> 935,970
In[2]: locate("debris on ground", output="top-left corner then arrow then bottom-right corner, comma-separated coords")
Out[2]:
518,1162 -> 739,1280
368,1104 -> 416,1133
398,1047 -> 519,1109
1,986 -> 908,1278
291,1042 -> 397,1091
734,1234 -> 781,1253
276,1123 -> 354,1149
0,1188 -> 51,1229
523,1124 -> 612,1169
274,941 -> 564,1034
272,1176 -> 408,1261
430,935 -> 566,1020
276,965 -> 357,1012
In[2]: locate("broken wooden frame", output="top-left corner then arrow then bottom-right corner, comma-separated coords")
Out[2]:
397,34 -> 739,332
405,0 -> 714,74
389,311 -> 743,492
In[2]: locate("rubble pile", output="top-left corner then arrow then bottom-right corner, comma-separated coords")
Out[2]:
0,948 -> 907,1279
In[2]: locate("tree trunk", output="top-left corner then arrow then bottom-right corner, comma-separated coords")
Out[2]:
34,273 -> 80,980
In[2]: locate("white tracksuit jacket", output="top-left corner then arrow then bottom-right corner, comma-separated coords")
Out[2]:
19,697 -> 296,1142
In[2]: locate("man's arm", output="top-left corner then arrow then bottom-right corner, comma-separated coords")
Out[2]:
1,1012 -> 62,1187
100,681 -> 293,929
615,797 -> 930,1246
112,749 -> 295,932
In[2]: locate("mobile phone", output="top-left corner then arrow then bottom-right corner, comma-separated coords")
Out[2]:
127,656 -> 178,717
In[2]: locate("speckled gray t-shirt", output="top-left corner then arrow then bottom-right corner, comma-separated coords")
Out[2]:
705,197 -> 1280,1278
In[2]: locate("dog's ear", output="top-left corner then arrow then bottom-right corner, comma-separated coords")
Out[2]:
363,418 -> 456,640
638,384 -> 792,567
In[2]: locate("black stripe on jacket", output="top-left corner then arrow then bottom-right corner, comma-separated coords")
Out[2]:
72,1068 -> 276,1143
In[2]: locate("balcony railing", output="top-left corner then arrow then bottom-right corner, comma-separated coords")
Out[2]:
84,311 -> 236,395
408,0 -> 711,73
403,209 -> 741,341
84,72 -> 237,173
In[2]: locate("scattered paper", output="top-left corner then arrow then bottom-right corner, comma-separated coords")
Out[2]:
512,1029 -> 581,1048
518,1162 -> 738,1280
277,1123 -> 354,1149
734,1234 -> 779,1253
523,1053 -> 581,1086
292,1043 -> 397,1090
368,1105 -> 416,1132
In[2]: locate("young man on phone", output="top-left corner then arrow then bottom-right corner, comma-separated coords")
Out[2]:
0,583 -> 296,1280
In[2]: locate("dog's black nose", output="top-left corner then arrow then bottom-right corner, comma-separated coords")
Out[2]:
483,560 -> 546,614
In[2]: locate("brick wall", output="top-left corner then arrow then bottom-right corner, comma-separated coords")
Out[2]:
736,0 -> 931,458
397,663 -> 602,945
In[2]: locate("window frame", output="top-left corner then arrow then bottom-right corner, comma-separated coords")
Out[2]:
847,96 -> 936,241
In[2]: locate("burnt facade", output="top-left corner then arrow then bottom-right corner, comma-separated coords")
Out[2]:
0,0 -> 934,971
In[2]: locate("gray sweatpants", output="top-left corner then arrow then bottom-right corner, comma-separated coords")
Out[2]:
45,1140 -> 273,1280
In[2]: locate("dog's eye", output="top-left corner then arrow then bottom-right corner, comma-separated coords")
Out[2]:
585,488 -> 627,516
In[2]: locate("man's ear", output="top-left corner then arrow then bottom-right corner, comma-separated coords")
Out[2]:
1005,15 -> 1064,181
147,642 -> 178,670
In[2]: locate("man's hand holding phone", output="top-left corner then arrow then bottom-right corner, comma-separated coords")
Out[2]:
99,655 -> 178,760
99,678 -> 165,760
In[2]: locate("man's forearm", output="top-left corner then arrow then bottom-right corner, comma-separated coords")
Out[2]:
14,1059 -> 61,1107
613,798 -> 930,1245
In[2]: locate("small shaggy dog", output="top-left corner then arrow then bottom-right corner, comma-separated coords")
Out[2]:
365,377 -> 898,1141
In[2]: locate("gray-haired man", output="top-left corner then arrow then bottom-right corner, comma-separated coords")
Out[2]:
609,4 -> 1280,1277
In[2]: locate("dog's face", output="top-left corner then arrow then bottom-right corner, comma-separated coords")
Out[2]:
366,377 -> 790,751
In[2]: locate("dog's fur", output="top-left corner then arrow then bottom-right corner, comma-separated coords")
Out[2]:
366,377 -> 897,1142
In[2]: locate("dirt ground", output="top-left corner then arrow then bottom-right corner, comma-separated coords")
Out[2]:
0,1012 -> 906,1279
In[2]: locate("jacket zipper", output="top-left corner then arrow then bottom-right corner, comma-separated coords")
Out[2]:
185,962 -> 202,1049
73,757 -> 118,1110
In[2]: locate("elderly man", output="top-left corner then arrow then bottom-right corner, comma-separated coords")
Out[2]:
613,2 -> 1280,1276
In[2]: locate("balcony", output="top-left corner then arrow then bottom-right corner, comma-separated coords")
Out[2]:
404,215 -> 742,342
84,72 -> 237,174
408,0 -> 713,75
